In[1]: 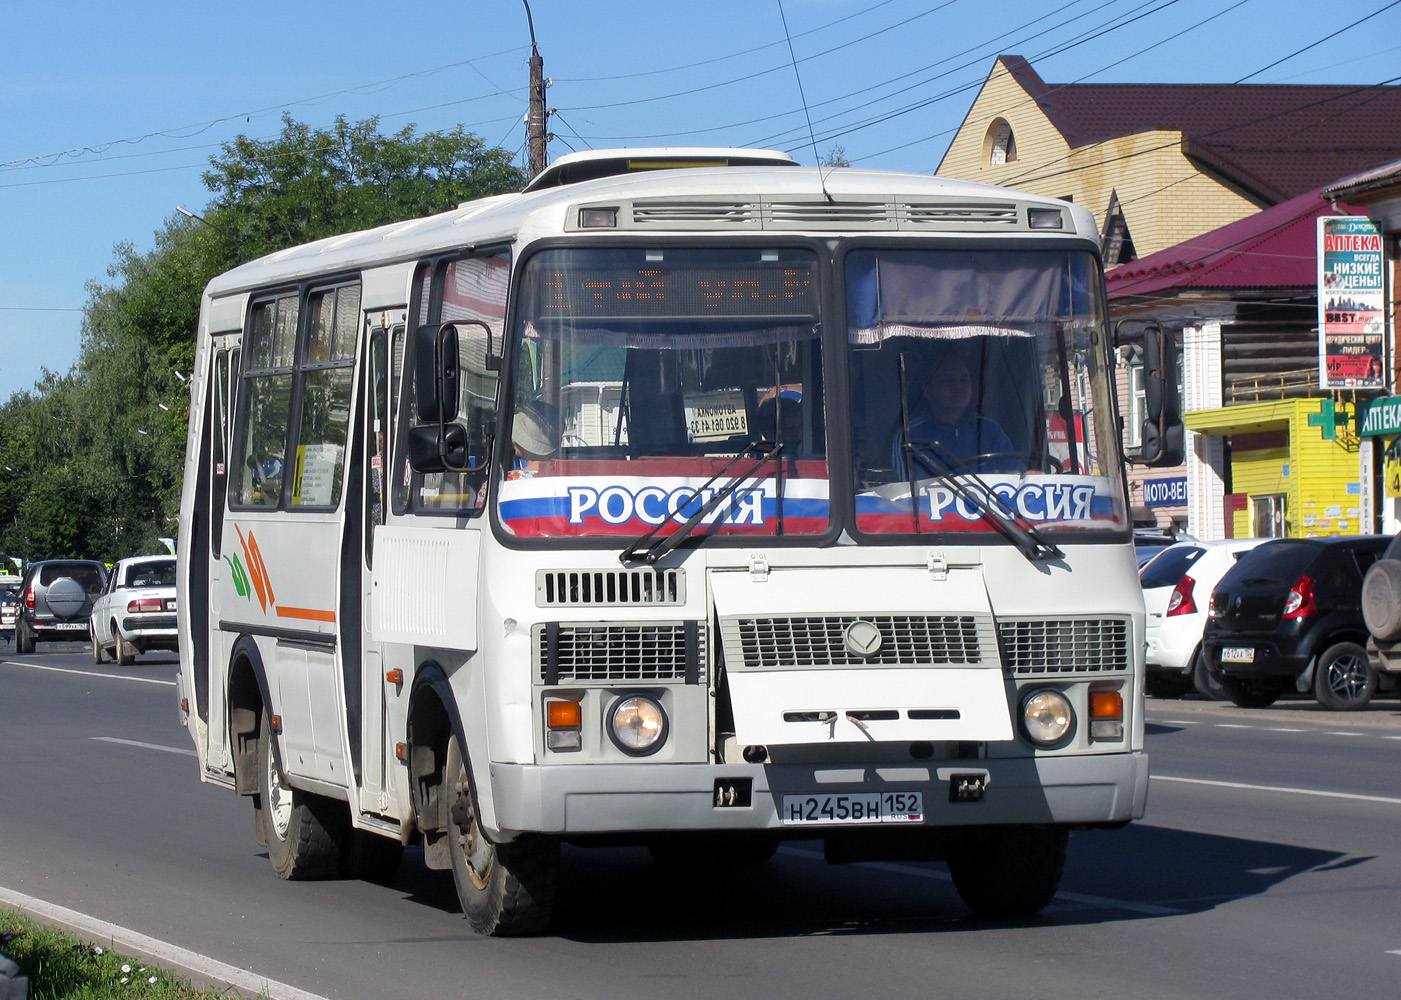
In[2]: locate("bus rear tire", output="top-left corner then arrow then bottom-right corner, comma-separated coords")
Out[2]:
945,824 -> 1068,917
444,735 -> 557,936
258,726 -> 342,880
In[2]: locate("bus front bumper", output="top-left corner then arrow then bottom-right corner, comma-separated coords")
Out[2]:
488,751 -> 1148,837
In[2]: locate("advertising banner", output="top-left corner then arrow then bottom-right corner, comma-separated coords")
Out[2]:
1318,217 -> 1385,390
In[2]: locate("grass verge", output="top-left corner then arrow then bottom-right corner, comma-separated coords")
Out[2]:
0,907 -> 236,999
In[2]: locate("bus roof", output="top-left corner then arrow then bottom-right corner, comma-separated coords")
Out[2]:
203,151 -> 1099,300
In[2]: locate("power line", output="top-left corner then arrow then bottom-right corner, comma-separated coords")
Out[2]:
0,46 -> 529,171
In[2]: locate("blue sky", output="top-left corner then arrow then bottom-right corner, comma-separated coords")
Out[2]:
3,0 -> 1399,401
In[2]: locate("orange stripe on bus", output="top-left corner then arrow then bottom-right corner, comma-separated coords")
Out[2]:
234,524 -> 268,612
275,606 -> 337,623
247,532 -> 276,607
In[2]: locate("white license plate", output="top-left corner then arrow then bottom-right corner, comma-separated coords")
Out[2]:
52,622 -> 87,630
1221,646 -> 1255,663
165,599 -> 178,611
781,791 -> 924,826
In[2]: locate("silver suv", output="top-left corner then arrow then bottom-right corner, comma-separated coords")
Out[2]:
15,560 -> 108,653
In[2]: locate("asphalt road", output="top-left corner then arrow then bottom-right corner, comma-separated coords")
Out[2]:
3,643 -> 1400,999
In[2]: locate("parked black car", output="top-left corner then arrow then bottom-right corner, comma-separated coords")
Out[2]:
14,559 -> 108,653
1202,535 -> 1389,710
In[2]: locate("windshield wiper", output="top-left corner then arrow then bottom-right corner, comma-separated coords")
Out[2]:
618,442 -> 784,565
904,438 -> 1064,563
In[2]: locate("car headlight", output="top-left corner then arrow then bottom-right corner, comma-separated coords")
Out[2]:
1021,689 -> 1075,747
607,695 -> 668,756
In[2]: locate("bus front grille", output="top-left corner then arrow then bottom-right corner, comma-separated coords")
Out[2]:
535,621 -> 704,684
996,618 -> 1131,675
536,568 -> 686,607
722,615 -> 991,669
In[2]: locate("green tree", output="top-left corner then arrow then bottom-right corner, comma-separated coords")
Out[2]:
0,116 -> 525,563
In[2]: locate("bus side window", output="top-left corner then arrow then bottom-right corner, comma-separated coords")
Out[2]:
233,295 -> 298,507
366,326 -> 391,562
288,283 -> 360,509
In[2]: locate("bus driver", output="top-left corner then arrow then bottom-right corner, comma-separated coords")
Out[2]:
891,355 -> 1016,477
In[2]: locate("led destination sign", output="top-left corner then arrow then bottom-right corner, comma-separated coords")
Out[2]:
532,256 -> 817,320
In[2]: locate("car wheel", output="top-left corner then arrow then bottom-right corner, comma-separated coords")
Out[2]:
1144,671 -> 1193,699
258,725 -> 343,880
1193,648 -> 1227,700
91,623 -> 109,664
444,734 -> 557,935
1220,675 -> 1284,709
15,620 -> 34,655
113,625 -> 136,666
1312,641 -> 1376,711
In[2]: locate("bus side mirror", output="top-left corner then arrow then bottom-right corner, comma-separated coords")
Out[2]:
408,423 -> 469,473
1138,322 -> 1183,467
415,323 -> 461,423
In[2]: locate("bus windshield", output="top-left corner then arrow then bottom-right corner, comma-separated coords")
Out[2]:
846,247 -> 1127,537
497,246 -> 828,540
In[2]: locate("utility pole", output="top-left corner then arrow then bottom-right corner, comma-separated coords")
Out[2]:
523,0 -> 548,180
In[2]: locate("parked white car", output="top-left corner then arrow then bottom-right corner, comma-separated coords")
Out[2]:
91,555 -> 178,664
1141,538 -> 1267,698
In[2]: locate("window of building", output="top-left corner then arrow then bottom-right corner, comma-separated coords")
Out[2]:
985,118 -> 1017,167
1126,361 -> 1145,450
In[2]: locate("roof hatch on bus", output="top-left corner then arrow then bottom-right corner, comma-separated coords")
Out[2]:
521,147 -> 798,192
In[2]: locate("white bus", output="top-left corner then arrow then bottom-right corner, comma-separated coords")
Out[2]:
177,148 -> 1178,935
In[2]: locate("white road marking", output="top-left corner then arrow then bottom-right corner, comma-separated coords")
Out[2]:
0,885 -> 330,1000
0,660 -> 175,686
1158,719 -> 1201,725
92,736 -> 195,757
776,847 -> 1184,915
1214,724 -> 1253,729
1154,774 -> 1401,806
1265,727 -> 1308,733
1323,732 -> 1364,738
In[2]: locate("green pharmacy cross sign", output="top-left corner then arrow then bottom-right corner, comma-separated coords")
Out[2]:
1359,396 -> 1401,438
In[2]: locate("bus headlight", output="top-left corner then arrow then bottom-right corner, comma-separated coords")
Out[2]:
1021,689 -> 1074,747
607,695 -> 668,756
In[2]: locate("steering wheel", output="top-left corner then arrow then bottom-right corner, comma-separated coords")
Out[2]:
965,452 -> 1069,475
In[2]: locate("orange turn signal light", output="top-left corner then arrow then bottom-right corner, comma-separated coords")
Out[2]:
546,700 -> 582,729
385,668 -> 404,685
1089,691 -> 1123,718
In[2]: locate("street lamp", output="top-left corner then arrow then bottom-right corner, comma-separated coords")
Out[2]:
177,205 -> 242,256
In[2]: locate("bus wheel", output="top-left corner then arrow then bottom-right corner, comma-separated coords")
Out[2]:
257,726 -> 342,880
444,735 -> 557,936
945,825 -> 1068,917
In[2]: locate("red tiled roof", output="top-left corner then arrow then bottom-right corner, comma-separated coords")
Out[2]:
999,56 -> 1401,203
1106,186 -> 1351,298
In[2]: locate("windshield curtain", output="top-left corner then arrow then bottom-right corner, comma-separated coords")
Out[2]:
497,246 -> 828,540
846,247 -> 1127,537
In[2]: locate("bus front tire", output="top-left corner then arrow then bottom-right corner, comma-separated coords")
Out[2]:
257,726 -> 342,880
945,825 -> 1068,917
444,735 -> 557,936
